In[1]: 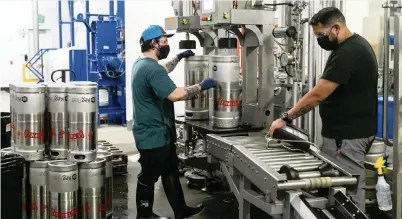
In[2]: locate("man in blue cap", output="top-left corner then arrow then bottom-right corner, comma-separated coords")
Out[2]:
131,25 -> 216,219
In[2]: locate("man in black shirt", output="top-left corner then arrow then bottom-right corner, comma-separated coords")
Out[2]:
269,7 -> 378,212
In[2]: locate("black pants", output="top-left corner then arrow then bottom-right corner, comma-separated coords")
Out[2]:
137,143 -> 179,187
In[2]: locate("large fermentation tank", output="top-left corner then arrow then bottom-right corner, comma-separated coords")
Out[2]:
47,84 -> 70,159
48,161 -> 78,219
30,160 -> 52,219
14,84 -> 46,160
67,85 -> 98,162
184,55 -> 209,120
79,158 -> 106,219
210,55 -> 241,128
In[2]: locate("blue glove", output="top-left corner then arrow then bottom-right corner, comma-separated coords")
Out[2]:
199,78 -> 216,91
177,50 -> 195,60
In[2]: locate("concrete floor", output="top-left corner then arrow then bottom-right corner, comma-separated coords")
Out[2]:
99,125 -> 241,219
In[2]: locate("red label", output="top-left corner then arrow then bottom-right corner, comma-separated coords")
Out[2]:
217,97 -> 240,107
24,130 -> 45,139
68,130 -> 85,140
41,204 -> 47,212
50,208 -> 77,218
99,203 -> 106,212
59,130 -> 65,138
50,128 -> 56,137
88,131 -> 93,140
31,202 -> 38,211
84,203 -> 90,214
17,130 -> 21,138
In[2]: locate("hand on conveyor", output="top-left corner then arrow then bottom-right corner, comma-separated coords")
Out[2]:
269,118 -> 287,137
199,78 -> 216,91
177,50 -> 195,60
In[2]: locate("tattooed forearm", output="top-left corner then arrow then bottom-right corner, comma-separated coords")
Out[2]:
163,57 -> 180,73
183,84 -> 202,100
288,100 -> 321,120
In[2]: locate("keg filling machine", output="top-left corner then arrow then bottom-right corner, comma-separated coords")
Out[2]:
166,0 -> 372,218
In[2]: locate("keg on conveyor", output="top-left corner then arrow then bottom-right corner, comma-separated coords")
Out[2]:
48,161 -> 79,219
184,55 -> 209,120
97,151 -> 114,218
210,55 -> 241,128
79,158 -> 107,219
47,83 -> 70,159
14,84 -> 46,161
30,160 -> 52,219
67,84 -> 98,162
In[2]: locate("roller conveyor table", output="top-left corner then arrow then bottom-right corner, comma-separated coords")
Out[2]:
206,132 -> 368,219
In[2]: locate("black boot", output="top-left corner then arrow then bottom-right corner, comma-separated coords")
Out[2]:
162,173 -> 205,219
136,182 -> 170,219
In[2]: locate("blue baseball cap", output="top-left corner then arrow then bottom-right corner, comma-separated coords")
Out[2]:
141,25 -> 174,41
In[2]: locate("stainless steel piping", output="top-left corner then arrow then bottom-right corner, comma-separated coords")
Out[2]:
307,1 -> 316,141
383,1 -> 394,146
277,177 -> 357,190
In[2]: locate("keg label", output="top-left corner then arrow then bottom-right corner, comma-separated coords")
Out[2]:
51,173 -> 77,181
71,96 -> 95,103
51,128 -> 66,138
217,97 -> 240,107
30,202 -> 47,213
84,203 -> 106,213
15,95 -> 28,103
68,130 -> 85,139
68,130 -> 94,140
50,208 -> 77,218
51,95 -> 68,102
24,129 -> 45,139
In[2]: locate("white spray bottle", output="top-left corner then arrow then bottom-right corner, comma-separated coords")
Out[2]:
375,156 -> 392,211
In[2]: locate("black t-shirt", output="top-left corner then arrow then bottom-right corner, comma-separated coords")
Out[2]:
319,34 -> 378,139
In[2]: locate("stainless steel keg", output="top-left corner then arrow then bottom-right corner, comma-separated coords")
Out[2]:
23,162 -> 30,219
9,84 -> 15,149
97,151 -> 113,218
30,160 -> 52,219
48,161 -> 79,219
79,158 -> 107,219
68,85 -> 98,162
98,145 -> 111,152
184,55 -> 209,120
14,84 -> 46,160
47,84 -> 70,159
210,55 -> 241,128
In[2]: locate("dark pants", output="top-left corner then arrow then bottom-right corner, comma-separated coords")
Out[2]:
322,136 -> 375,213
136,143 -> 188,218
137,143 -> 179,186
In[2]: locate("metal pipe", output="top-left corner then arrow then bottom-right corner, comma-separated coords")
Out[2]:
259,155 -> 315,162
274,165 -> 319,172
58,0 -> 62,48
383,1 -> 393,146
266,159 -> 319,165
270,161 -> 323,168
109,0 -> 114,16
298,171 -> 321,179
277,177 -> 357,190
307,1 -> 316,140
259,153 -> 311,159
32,0 -> 39,54
68,0 -> 75,47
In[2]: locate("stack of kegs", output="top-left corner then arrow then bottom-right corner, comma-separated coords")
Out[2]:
7,81 -> 114,219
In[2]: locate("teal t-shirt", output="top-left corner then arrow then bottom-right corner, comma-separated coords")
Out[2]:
131,57 -> 177,149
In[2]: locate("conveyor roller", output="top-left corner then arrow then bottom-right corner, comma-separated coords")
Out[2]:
277,177 -> 357,190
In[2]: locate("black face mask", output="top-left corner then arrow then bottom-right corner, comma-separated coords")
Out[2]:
157,45 -> 170,60
317,35 -> 339,51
